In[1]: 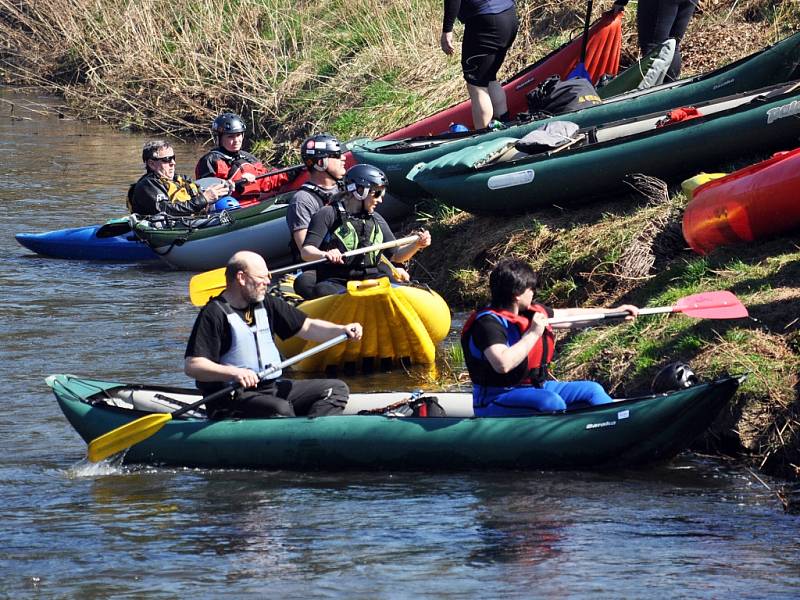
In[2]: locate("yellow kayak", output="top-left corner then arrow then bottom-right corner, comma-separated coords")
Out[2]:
276,278 -> 451,372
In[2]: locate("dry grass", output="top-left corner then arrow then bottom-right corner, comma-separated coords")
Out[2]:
2,0 -> 797,161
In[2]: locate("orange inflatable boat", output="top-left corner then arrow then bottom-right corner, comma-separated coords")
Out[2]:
682,147 -> 800,255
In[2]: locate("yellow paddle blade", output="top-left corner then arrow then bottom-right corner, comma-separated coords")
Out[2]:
87,413 -> 173,463
189,266 -> 226,306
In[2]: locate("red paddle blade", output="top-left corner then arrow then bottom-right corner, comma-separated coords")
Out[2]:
674,291 -> 748,319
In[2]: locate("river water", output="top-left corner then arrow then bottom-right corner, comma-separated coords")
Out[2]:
2,88 -> 799,597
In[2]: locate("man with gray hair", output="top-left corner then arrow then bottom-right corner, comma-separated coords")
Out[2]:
128,140 -> 229,216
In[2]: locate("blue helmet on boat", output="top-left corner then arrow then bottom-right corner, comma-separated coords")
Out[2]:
212,196 -> 240,212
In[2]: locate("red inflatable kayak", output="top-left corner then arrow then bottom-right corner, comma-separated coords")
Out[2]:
383,11 -> 623,139
284,11 -> 622,192
682,147 -> 800,255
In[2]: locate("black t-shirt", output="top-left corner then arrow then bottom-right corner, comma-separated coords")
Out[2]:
464,304 -> 554,387
304,205 -> 396,250
303,205 -> 397,279
185,295 -> 307,392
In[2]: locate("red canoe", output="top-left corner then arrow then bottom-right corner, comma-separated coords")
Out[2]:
682,147 -> 800,255
284,11 -> 622,191
383,11 -> 623,139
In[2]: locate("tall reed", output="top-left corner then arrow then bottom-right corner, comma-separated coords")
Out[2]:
1,0 -> 797,161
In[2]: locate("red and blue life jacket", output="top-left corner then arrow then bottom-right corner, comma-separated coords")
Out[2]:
461,304 -> 555,387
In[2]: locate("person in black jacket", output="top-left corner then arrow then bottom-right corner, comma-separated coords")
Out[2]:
440,0 -> 519,129
128,140 -> 229,217
612,0 -> 697,81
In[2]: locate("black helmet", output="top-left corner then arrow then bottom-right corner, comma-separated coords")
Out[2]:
651,362 -> 699,394
301,133 -> 342,170
211,113 -> 246,138
344,164 -> 388,200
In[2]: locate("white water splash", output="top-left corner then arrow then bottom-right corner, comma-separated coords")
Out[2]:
64,454 -> 127,478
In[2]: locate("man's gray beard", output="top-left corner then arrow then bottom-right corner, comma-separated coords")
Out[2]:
244,290 -> 265,304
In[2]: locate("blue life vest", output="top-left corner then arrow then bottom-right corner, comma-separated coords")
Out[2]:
215,301 -> 283,379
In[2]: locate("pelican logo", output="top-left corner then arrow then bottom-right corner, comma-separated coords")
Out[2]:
767,100 -> 800,124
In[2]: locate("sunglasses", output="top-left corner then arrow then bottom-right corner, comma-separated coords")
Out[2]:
360,187 -> 385,199
151,155 -> 176,163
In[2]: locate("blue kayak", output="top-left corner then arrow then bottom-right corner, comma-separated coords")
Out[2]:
15,220 -> 158,261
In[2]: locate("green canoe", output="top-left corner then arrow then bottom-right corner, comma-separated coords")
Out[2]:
351,31 -> 800,200
406,80 -> 800,214
48,373 -> 740,470
131,191 -> 411,271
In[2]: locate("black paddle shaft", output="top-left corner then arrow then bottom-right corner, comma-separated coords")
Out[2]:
580,0 -> 593,62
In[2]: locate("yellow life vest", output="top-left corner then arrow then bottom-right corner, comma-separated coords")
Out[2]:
163,175 -> 200,203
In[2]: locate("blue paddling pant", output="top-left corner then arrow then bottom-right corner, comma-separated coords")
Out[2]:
473,380 -> 613,416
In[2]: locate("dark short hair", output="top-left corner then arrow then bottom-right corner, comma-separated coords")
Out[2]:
225,254 -> 249,285
141,140 -> 172,163
489,259 -> 539,308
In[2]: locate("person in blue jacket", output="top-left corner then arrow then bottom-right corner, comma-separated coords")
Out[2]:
461,258 -> 638,416
612,0 -> 698,81
440,0 -> 519,129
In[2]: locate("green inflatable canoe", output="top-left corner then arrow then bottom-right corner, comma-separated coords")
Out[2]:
351,31 -> 800,200
406,80 -> 800,214
47,373 -> 740,470
131,191 -> 411,271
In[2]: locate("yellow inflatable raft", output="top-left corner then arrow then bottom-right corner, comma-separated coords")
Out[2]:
276,278 -> 451,372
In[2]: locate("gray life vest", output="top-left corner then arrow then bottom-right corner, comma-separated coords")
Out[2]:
216,300 -> 283,379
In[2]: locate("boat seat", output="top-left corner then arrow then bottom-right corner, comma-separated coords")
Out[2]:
113,389 -> 207,419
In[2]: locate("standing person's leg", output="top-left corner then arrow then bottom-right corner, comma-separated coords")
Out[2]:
462,8 -> 517,128
542,380 -> 613,408
636,0 -> 678,53
276,378 -> 349,417
636,0 -> 692,81
467,83 -> 495,129
488,7 -> 518,122
666,0 -> 697,80
487,81 -> 509,121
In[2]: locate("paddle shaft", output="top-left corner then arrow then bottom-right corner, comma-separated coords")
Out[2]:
253,163 -> 305,181
546,291 -> 747,325
580,0 -> 593,62
172,333 -> 350,418
269,234 -> 420,278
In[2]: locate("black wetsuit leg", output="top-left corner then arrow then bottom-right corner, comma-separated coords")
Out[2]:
637,0 -> 697,81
